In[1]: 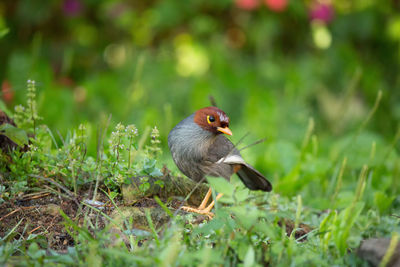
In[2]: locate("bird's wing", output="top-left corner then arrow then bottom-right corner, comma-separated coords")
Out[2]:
204,135 -> 240,163
206,135 -> 272,192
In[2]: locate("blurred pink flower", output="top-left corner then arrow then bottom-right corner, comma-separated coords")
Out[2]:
310,2 -> 334,23
235,0 -> 259,11
2,80 -> 14,104
63,0 -> 83,17
264,0 -> 288,12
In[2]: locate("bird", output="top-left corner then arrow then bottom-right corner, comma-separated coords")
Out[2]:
168,106 -> 272,217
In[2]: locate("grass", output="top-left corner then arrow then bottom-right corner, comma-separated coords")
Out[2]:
0,49 -> 399,266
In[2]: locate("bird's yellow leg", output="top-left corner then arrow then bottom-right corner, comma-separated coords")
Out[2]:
201,193 -> 223,213
181,188 -> 212,216
198,188 -> 212,210
181,192 -> 224,218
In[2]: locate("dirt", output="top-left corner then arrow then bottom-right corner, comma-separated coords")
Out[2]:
0,183 -> 313,252
0,187 -> 188,252
278,219 -> 313,241
0,189 -> 121,251
1,192 -> 75,250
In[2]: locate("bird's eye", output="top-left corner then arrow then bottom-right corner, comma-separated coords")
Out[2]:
207,115 -> 215,124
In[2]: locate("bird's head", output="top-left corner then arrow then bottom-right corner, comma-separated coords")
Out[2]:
194,107 -> 232,136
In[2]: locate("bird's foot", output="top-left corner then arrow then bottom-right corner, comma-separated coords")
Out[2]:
181,206 -> 214,219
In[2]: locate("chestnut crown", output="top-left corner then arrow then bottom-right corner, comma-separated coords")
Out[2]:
194,107 -> 232,135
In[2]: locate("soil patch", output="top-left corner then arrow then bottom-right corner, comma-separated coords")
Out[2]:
0,189 -> 116,251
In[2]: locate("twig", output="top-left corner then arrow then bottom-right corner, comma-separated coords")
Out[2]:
234,132 -> 250,149
0,208 -> 21,222
238,138 -> 267,152
0,206 -> 35,221
30,174 -> 79,205
28,225 -> 42,235
43,185 -> 79,205
20,192 -> 51,201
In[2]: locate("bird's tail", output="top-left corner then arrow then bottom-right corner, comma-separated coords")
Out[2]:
236,164 -> 272,192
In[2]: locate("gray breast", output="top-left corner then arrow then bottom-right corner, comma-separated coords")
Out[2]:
168,114 -> 238,182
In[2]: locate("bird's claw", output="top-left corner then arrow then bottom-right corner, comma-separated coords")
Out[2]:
181,206 -> 214,219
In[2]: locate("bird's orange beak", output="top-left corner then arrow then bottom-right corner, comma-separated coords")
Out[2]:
217,127 -> 232,136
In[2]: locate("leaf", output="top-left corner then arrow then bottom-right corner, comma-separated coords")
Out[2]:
333,201 -> 364,255
159,231 -> 181,266
0,100 -> 12,115
231,205 -> 261,230
319,210 -> 337,251
234,188 -> 250,203
149,168 -> 163,177
154,180 -> 164,188
243,246 -> 255,267
139,182 -> 150,192
374,191 -> 395,214
109,191 -> 118,200
0,123 -> 29,147
193,216 -> 226,235
207,177 -> 234,197
27,243 -> 46,259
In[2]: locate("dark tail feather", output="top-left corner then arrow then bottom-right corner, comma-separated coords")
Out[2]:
236,164 -> 272,192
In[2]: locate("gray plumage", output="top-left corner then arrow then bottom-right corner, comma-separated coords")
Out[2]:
168,113 -> 272,191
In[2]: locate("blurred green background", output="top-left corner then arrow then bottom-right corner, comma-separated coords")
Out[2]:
1,0 -> 399,208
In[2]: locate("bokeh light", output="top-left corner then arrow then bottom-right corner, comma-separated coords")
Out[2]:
311,21 -> 332,49
104,43 -> 127,68
174,35 -> 209,77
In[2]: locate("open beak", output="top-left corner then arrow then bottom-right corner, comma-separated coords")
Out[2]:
217,127 -> 233,136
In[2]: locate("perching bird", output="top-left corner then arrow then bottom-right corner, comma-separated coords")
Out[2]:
168,106 -> 272,216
